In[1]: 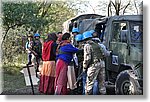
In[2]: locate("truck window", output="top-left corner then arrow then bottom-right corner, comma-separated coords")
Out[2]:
112,22 -> 127,43
130,22 -> 143,43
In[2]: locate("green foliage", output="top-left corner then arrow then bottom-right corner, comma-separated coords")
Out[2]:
2,2 -> 75,35
2,1 -> 75,74
3,2 -> 48,32
2,26 -> 27,65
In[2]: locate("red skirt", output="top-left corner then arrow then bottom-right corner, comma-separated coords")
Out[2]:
39,61 -> 56,94
54,59 -> 68,95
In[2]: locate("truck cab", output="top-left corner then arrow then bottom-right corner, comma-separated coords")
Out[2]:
104,15 -> 143,95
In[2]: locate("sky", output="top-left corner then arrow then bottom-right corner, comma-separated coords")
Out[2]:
75,0 -> 143,16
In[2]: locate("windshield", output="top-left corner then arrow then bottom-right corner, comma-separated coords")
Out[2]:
130,22 -> 143,43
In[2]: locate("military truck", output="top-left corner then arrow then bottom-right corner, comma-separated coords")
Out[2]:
103,15 -> 143,95
63,14 -> 143,95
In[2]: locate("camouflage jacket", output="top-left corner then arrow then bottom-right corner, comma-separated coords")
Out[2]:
83,40 -> 103,69
33,39 -> 42,56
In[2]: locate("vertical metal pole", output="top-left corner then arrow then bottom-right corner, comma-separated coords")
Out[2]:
26,64 -> 35,95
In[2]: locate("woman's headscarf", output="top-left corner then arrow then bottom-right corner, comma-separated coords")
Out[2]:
46,33 -> 57,42
42,33 -> 57,61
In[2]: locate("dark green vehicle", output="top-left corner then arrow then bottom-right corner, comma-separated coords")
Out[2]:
63,14 -> 143,95
104,15 -> 143,95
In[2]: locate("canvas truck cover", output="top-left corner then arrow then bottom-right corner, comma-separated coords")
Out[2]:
78,19 -> 99,34
63,14 -> 105,33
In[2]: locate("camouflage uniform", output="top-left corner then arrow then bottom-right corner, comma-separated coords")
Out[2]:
33,39 -> 42,73
83,40 -> 106,95
76,41 -> 84,92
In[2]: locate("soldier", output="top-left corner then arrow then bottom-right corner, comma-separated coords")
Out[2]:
82,31 -> 106,95
71,27 -> 79,47
91,30 -> 111,95
33,33 -> 42,73
92,30 -> 111,57
25,34 -> 34,65
74,34 -> 84,94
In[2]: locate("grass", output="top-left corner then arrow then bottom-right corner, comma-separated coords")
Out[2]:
2,64 -> 42,95
2,59 -> 27,93
2,72 -> 41,95
3,65 -> 23,75
3,53 -> 27,75
1,54 -> 41,94
3,73 -> 26,92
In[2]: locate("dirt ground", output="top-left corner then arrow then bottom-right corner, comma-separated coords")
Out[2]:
1,73 -> 115,95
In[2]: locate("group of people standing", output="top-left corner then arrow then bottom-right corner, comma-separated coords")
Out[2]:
25,33 -> 42,73
74,29 -> 111,95
25,27 -> 111,95
39,32 -> 79,95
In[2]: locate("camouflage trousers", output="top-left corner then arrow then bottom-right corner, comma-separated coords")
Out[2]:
33,56 -> 41,72
85,60 -> 106,95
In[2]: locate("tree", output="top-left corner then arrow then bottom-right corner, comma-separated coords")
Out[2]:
108,0 -> 131,16
66,0 -> 142,16
107,0 -> 143,16
2,2 -> 49,43
2,1 -> 76,67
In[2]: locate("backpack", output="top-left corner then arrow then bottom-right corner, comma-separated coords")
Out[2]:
33,40 -> 42,55
89,41 -> 103,60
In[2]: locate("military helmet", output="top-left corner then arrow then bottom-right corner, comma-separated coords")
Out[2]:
75,34 -> 83,42
82,31 -> 93,40
89,30 -> 95,34
72,27 -> 79,33
34,33 -> 40,37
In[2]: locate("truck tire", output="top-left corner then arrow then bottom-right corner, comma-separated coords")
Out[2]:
115,70 -> 141,95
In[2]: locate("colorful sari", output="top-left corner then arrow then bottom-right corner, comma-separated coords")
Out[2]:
39,61 -> 56,94
54,59 -> 68,95
54,40 -> 78,95
39,40 -> 56,94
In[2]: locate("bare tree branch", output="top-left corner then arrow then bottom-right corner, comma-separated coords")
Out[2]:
41,3 -> 51,17
134,0 -> 139,14
111,0 -> 117,11
108,1 -> 112,16
88,3 -> 96,14
123,0 -> 131,14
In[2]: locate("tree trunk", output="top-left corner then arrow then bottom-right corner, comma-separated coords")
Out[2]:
108,2 -> 110,16
134,0 -> 139,14
2,27 -> 10,45
123,1 -> 131,15
108,1 -> 112,16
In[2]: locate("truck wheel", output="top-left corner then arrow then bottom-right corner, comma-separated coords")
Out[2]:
115,70 -> 141,95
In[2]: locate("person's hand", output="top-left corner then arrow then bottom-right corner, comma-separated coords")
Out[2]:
110,50 -> 113,55
75,66 -> 79,69
83,68 -> 87,72
83,64 -> 87,70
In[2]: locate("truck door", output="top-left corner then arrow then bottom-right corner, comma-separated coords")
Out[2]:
128,22 -> 143,78
106,21 -> 129,73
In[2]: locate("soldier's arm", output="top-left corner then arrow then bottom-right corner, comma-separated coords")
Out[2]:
83,44 -> 92,69
99,43 -> 111,57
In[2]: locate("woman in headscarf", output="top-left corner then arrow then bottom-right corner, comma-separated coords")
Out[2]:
54,33 -> 79,95
39,33 -> 58,94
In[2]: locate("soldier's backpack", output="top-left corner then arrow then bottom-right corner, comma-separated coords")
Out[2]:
89,41 -> 103,60
33,39 -> 42,56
